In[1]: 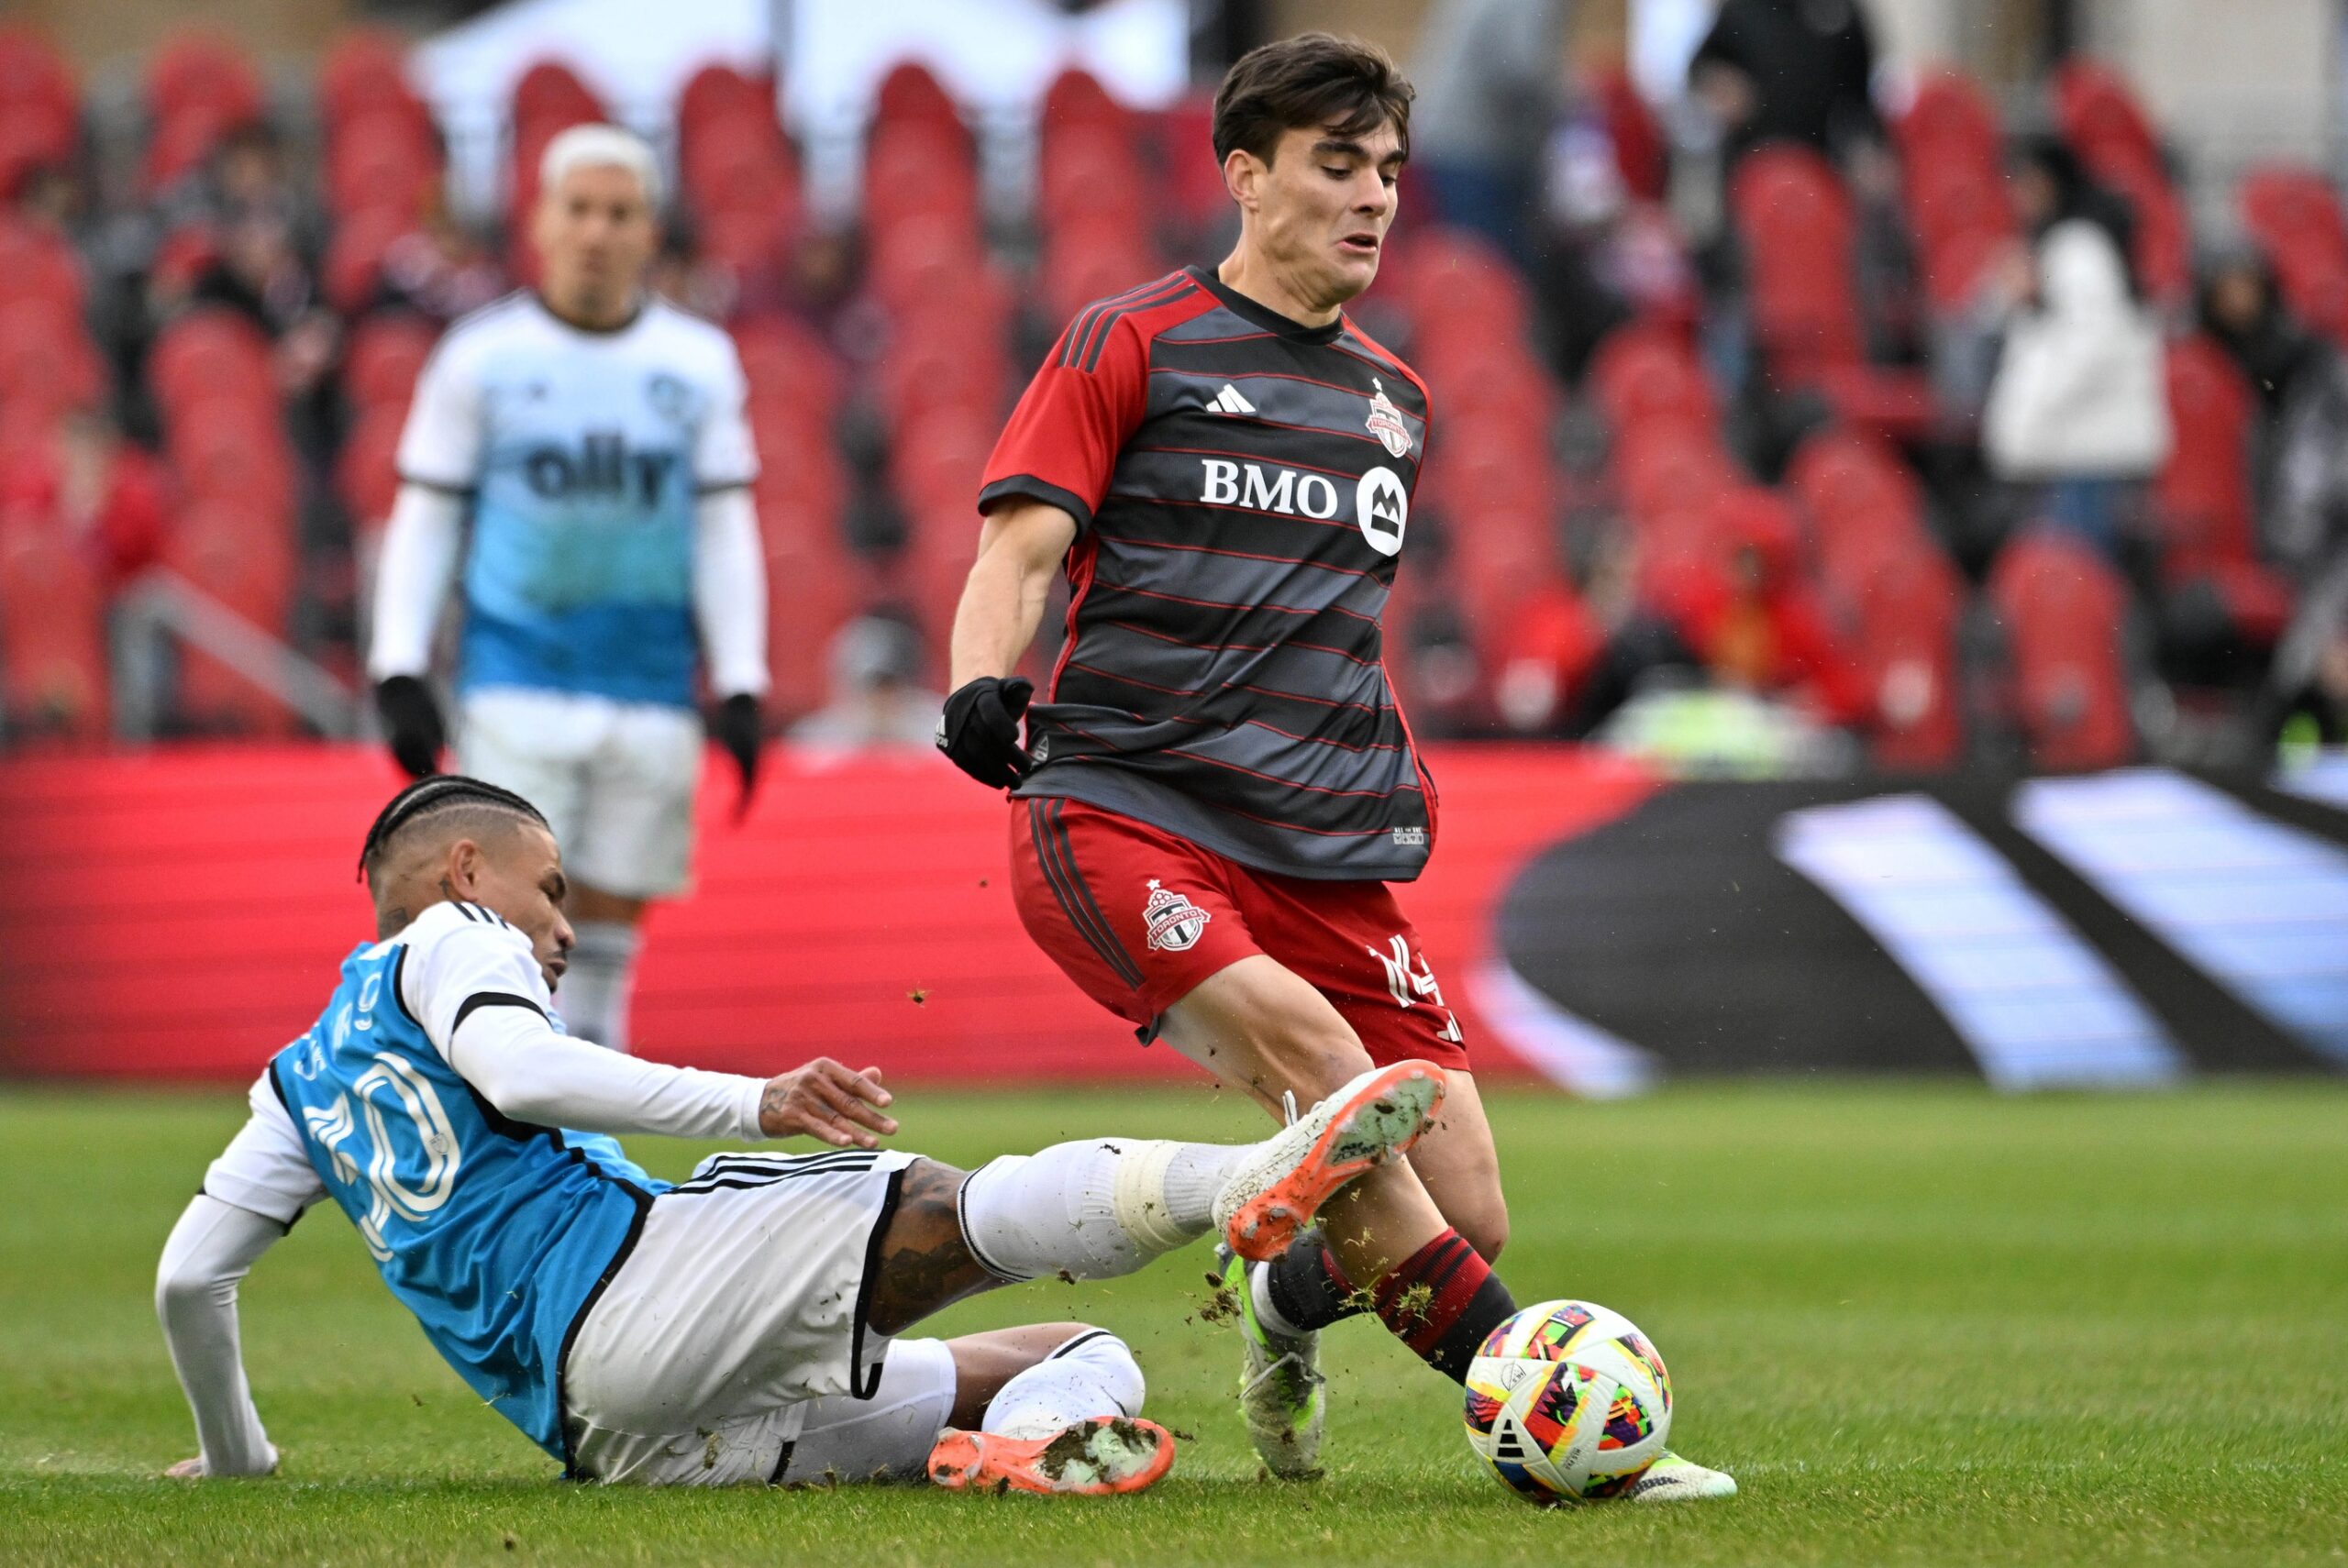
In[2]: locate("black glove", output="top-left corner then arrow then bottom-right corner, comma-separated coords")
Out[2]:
374,676 -> 445,779
936,676 -> 1034,790
710,691 -> 764,820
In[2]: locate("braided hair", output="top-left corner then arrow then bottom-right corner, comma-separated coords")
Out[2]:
357,775 -> 550,884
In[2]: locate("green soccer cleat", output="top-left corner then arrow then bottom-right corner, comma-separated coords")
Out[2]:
1626,1450 -> 1739,1503
1215,1244 -> 1325,1481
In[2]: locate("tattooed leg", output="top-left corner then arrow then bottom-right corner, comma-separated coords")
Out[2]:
866,1160 -> 1000,1337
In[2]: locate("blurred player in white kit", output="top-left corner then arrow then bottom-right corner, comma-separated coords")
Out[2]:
368,125 -> 768,1053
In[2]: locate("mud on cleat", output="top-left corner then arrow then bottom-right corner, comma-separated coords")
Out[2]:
1217,1244 -> 1325,1481
1625,1450 -> 1739,1503
926,1415 -> 1176,1496
1213,1060 -> 1446,1264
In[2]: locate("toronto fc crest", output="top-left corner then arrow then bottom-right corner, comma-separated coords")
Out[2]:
1143,878 -> 1212,952
1365,377 -> 1411,458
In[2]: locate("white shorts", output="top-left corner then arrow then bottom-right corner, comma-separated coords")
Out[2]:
458,686 -> 703,900
562,1148 -> 944,1486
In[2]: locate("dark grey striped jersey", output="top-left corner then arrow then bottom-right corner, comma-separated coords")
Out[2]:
978,265 -> 1436,881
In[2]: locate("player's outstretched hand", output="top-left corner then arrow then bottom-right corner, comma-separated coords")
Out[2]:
759,1058 -> 898,1147
710,692 -> 763,822
936,676 -> 1034,790
374,676 -> 446,778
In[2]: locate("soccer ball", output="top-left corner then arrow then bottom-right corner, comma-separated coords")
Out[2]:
1462,1299 -> 1672,1504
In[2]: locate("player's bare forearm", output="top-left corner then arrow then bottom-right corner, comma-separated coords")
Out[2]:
949,502 -> 1077,688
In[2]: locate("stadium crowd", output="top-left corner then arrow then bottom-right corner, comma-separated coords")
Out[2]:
2,7 -> 2346,774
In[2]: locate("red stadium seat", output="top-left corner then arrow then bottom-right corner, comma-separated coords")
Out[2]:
1148,92 -> 1231,237
317,30 -> 416,129
863,122 -> 980,244
1853,542 -> 1964,770
159,496 -> 297,735
1038,125 -> 1149,237
148,309 -> 275,415
325,109 -> 440,220
0,513 -> 107,744
321,204 -> 409,316
341,313 -> 437,414
733,314 -> 842,416
1894,70 -> 2003,180
0,296 -> 103,416
762,525 -> 858,720
1988,530 -> 2134,771
681,125 -> 797,227
145,34 -> 264,131
334,403 -> 404,532
0,30 -> 75,194
1611,416 -> 1737,522
890,402 -> 996,522
0,27 -> 76,142
2155,335 -> 2256,581
2052,61 -> 2161,181
1589,322 -> 1714,429
1729,146 -> 1864,372
168,403 -> 296,519
1040,215 -> 1160,327
873,61 -> 962,138
511,61 -> 604,132
1041,68 -> 1128,140
679,62 -> 771,135
142,103 -> 241,194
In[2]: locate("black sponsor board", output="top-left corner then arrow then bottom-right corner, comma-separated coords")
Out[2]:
1496,769 -> 2348,1084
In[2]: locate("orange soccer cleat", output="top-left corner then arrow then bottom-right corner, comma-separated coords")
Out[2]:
926,1415 -> 1176,1496
1213,1059 -> 1447,1264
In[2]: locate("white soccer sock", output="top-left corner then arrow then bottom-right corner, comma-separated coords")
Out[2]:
958,1137 -> 1249,1281
981,1331 -> 1146,1440
558,920 -> 639,1054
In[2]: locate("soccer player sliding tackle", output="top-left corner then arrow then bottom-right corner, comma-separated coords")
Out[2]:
939,34 -> 1730,1499
154,776 -> 1445,1491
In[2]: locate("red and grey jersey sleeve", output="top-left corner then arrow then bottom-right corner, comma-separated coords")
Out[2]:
977,311 -> 1150,534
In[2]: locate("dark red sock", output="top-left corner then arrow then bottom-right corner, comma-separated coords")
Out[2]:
1370,1228 -> 1518,1383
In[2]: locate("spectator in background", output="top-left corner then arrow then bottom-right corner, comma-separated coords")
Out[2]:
1981,137 -> 2169,559
374,204 -> 507,324
1657,491 -> 1869,729
1687,0 -> 1880,162
1409,0 -> 1569,259
2265,558 -> 2348,748
0,404 -> 172,591
2199,250 -> 2348,574
788,612 -> 945,750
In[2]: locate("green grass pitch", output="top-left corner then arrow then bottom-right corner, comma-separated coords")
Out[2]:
4,1081 -> 2345,1566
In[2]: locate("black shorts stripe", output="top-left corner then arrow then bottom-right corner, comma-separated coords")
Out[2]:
1029,799 -> 1144,989
1046,799 -> 1148,984
671,1152 -> 880,1192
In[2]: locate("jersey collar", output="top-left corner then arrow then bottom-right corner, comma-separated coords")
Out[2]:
531,291 -> 648,337
1184,265 -> 1346,347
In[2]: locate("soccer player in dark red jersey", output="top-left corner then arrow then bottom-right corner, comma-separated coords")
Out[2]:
938,35 -> 1731,1499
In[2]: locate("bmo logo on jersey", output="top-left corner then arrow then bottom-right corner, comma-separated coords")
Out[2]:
522,432 -> 679,505
1199,458 -> 1409,557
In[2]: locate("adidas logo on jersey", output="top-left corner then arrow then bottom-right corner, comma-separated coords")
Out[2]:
1205,383 -> 1257,415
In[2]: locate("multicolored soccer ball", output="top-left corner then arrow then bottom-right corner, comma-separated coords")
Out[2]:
1462,1299 -> 1673,1504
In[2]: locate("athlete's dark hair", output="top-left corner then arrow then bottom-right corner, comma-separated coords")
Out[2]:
1212,32 -> 1414,167
357,775 -> 549,884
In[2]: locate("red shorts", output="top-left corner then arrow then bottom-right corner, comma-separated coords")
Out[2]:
1009,795 -> 1469,1070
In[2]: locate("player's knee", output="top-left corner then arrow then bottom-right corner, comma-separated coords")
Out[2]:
1057,1327 -> 1146,1417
